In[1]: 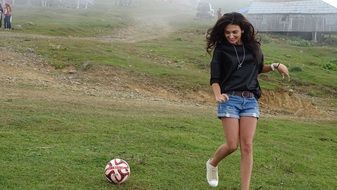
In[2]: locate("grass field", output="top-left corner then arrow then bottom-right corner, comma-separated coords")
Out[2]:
0,1 -> 336,189
0,88 -> 336,189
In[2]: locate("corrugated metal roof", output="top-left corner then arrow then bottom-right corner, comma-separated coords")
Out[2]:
247,0 -> 337,14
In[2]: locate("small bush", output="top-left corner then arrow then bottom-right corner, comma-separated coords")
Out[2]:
260,34 -> 272,44
287,38 -> 312,47
322,63 -> 337,71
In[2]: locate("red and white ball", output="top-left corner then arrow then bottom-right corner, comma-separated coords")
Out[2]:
104,158 -> 130,184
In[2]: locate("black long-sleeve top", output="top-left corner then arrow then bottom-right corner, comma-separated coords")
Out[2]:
210,41 -> 264,99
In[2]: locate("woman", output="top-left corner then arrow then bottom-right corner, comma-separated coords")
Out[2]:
4,3 -> 11,30
205,12 -> 289,189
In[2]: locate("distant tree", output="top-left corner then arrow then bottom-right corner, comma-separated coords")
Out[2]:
76,0 -> 95,9
40,0 -> 48,7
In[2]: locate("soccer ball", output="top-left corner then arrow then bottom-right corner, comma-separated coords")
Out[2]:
104,158 -> 130,184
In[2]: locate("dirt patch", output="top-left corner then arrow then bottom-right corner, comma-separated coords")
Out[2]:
0,47 -> 179,101
260,90 -> 335,119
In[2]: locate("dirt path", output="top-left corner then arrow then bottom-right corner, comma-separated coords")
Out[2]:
101,14 -> 176,43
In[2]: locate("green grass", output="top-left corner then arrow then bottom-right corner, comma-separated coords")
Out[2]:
14,7 -> 133,37
0,93 -> 336,189
260,36 -> 337,96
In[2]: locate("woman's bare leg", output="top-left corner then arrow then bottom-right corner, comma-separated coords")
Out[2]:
239,116 -> 257,190
210,118 -> 239,166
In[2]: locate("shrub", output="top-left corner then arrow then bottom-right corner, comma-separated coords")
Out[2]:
322,63 -> 337,71
287,38 -> 312,47
260,34 -> 272,44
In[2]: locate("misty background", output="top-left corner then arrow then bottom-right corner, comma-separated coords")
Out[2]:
0,0 -> 252,44
5,0 -> 337,41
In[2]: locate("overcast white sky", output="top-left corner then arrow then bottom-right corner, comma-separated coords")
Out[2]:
323,0 -> 337,8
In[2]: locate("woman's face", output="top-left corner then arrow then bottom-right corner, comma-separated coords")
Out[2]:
224,24 -> 243,45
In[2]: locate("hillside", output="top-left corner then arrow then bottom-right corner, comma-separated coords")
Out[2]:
1,1 -> 337,190
1,1 -> 335,119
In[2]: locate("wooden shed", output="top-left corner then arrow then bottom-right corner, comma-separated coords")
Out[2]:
245,0 -> 337,41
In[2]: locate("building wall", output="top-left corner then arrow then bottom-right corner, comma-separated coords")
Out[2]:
247,14 -> 337,32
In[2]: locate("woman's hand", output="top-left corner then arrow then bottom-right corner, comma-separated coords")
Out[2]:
211,83 -> 229,103
275,63 -> 290,80
215,93 -> 229,103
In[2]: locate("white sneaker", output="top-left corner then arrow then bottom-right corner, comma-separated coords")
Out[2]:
206,159 -> 218,187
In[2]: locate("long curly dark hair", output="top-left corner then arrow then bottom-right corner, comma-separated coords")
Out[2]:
206,12 -> 261,60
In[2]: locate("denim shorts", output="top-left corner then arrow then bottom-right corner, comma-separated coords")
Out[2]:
217,95 -> 260,119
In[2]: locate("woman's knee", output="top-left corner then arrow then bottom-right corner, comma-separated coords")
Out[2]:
240,143 -> 253,155
227,142 -> 238,153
